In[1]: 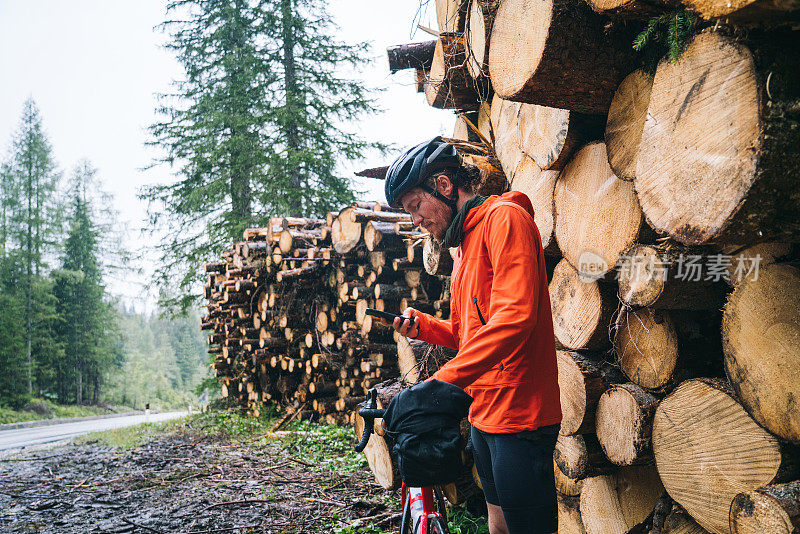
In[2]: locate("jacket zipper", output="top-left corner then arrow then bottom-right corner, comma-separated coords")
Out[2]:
473,296 -> 502,370
473,296 -> 487,325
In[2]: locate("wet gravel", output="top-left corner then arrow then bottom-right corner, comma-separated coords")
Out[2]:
0,431 -> 396,533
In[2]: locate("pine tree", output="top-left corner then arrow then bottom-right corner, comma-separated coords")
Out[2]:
142,0 -> 383,311
3,98 -> 62,394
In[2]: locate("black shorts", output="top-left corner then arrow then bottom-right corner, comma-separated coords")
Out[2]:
470,424 -> 559,534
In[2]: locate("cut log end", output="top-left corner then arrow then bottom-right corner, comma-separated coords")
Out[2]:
606,69 -> 653,182
730,482 -> 800,534
614,307 -> 678,391
635,30 -> 800,245
652,378 -> 792,534
596,383 -> 659,466
549,259 -> 616,350
723,263 -> 800,443
555,142 -> 643,278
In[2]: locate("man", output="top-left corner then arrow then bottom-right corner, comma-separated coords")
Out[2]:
382,137 -> 562,534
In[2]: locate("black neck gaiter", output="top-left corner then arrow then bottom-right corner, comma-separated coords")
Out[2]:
440,195 -> 487,249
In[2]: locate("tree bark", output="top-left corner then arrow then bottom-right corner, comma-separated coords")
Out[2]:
281,0 -> 302,216
386,40 -> 437,73
585,0 -> 680,17
683,0 -> 800,24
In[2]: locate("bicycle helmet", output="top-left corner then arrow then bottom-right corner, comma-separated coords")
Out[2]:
385,137 -> 461,210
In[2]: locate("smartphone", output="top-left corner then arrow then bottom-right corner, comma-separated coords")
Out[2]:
365,308 -> 415,326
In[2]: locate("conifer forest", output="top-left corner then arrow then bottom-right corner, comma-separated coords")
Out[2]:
0,0 -> 381,414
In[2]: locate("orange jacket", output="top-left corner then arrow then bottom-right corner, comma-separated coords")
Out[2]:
412,191 -> 562,433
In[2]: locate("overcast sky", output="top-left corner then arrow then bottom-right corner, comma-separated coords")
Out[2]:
0,0 -> 454,311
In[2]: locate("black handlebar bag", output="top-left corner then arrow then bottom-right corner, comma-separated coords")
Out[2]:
382,379 -> 473,487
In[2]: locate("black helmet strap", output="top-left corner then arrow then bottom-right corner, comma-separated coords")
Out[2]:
418,182 -> 458,213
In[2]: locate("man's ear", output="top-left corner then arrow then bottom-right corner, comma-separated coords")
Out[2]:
436,173 -> 453,196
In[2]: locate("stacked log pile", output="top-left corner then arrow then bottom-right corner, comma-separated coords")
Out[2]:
379,0 -> 800,531
202,205 -> 433,424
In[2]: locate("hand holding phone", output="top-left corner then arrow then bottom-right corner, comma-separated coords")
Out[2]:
365,308 -> 418,337
365,308 -> 415,325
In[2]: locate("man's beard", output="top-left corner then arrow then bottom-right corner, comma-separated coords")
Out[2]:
430,225 -> 446,243
429,211 -> 454,243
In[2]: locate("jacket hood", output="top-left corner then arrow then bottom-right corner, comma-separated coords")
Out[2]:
463,191 -> 535,234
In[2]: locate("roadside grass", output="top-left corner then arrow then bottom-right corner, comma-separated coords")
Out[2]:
188,409 -> 369,473
75,417 -> 188,449
276,418 -> 368,473
0,398 -> 132,424
189,407 -> 280,438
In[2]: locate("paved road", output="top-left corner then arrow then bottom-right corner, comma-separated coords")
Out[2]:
0,412 -> 187,451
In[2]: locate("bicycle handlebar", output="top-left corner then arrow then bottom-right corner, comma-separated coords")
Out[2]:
355,388 -> 386,453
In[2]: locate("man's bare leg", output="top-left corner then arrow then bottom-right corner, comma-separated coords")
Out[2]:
487,502 -> 509,534
487,502 -> 557,534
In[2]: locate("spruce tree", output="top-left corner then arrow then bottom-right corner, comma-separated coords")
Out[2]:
53,162 -> 116,404
0,162 -> 16,259
142,0 -> 383,311
0,293 -> 29,407
3,98 -> 62,394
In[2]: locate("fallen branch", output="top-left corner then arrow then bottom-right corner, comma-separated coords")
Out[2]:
376,512 -> 404,527
0,455 -> 61,462
287,456 -> 314,468
269,403 -> 307,432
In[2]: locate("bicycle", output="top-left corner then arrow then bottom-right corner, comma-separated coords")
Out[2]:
355,388 -> 451,534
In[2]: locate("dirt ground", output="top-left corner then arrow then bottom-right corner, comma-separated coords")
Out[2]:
0,424 -> 399,533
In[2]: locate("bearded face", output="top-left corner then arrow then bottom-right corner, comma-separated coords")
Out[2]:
399,176 -> 457,242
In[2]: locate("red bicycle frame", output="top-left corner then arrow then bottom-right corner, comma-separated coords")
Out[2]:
402,483 -> 446,534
